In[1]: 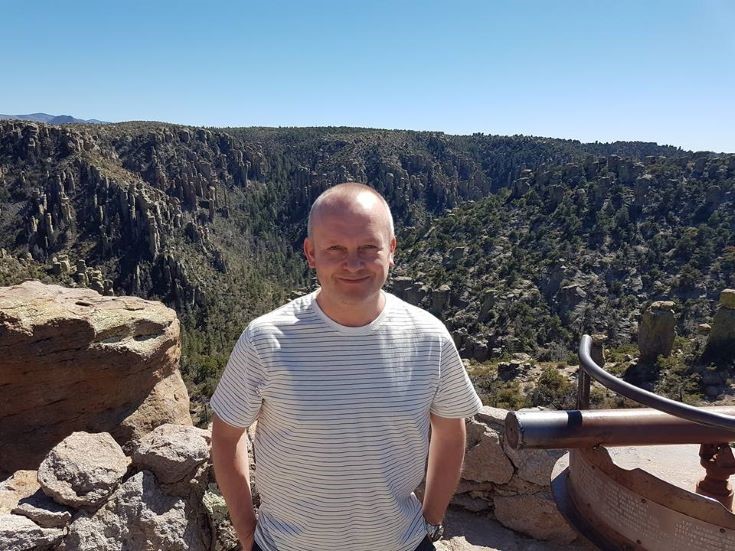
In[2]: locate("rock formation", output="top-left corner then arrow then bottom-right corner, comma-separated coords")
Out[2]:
0,427 -> 211,551
0,281 -> 191,475
638,300 -> 676,363
704,289 -> 735,361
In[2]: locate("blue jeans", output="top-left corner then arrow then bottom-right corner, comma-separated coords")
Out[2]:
252,536 -> 436,551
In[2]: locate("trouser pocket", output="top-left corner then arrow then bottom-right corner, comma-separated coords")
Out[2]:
414,536 -> 436,551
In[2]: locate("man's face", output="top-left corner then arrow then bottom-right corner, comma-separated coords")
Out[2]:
304,193 -> 396,311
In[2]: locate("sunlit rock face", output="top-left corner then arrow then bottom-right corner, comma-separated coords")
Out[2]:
0,280 -> 191,475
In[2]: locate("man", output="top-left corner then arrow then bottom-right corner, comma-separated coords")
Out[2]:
211,183 -> 482,551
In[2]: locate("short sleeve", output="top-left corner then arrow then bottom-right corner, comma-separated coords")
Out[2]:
209,326 -> 266,428
430,332 -> 483,418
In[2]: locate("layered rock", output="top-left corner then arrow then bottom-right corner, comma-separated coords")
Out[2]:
0,281 -> 191,474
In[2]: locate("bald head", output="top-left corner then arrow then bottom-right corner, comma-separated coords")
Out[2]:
307,183 -> 395,239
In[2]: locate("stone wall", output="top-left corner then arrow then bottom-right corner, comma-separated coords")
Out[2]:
451,407 -> 576,544
0,409 -> 577,550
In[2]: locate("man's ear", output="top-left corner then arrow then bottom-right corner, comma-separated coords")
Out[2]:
304,237 -> 316,268
388,236 -> 397,268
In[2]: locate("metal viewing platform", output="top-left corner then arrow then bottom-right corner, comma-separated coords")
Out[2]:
505,335 -> 735,550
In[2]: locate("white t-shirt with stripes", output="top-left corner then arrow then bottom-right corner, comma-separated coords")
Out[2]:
210,290 -> 482,551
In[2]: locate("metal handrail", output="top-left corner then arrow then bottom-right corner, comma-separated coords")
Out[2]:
579,334 -> 735,432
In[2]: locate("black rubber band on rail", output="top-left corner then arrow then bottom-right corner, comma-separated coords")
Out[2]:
579,334 -> 735,432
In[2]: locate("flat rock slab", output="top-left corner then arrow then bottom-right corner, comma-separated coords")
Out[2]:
0,470 -> 39,514
38,432 -> 130,511
609,443 -> 701,490
0,281 -> 191,473
0,513 -> 65,551
13,490 -> 74,528
435,507 -> 595,551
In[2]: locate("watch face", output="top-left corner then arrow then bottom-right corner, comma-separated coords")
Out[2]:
427,523 -> 444,542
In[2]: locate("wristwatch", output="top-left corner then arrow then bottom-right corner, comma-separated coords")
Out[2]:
425,519 -> 444,542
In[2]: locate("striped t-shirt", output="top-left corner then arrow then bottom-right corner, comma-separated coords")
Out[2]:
210,290 -> 482,551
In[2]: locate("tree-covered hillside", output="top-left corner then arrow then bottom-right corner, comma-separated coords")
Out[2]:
394,154 -> 735,360
0,120 -> 730,407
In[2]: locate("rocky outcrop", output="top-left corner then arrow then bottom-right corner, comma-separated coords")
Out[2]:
62,471 -> 209,551
0,281 -> 191,475
637,300 -> 676,363
0,426 -> 212,551
704,289 -> 735,361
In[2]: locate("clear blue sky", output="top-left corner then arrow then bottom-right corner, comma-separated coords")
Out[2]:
2,0 -> 733,152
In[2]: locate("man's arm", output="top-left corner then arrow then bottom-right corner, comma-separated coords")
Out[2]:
211,414 -> 257,550
422,413 -> 467,525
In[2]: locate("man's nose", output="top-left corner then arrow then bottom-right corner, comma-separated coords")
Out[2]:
343,251 -> 363,271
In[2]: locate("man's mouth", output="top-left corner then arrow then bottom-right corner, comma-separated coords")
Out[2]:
338,276 -> 370,282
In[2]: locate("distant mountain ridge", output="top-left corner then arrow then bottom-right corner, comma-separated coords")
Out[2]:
0,113 -> 107,125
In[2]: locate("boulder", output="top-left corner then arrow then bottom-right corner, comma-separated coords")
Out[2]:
0,513 -> 65,551
60,471 -> 209,551
493,493 -> 577,543
38,432 -> 129,511
132,424 -> 211,485
638,301 -> 676,363
0,281 -> 191,474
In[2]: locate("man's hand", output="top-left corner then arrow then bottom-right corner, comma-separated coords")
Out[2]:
211,414 -> 258,549
422,414 -> 467,526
